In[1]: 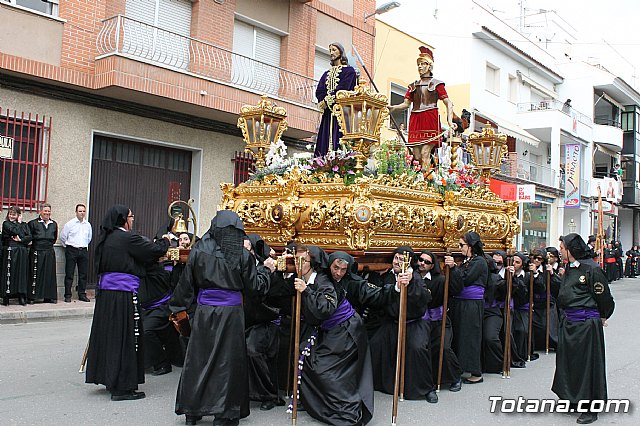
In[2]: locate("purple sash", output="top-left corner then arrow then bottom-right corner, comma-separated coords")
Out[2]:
517,302 -> 530,312
164,264 -> 173,272
321,298 -> 355,331
143,292 -> 172,310
271,316 -> 282,326
98,272 -> 140,292
422,305 -> 444,321
564,307 -> 600,322
455,285 -> 485,300
197,288 -> 242,307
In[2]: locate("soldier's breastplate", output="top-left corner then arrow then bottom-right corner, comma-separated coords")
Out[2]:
412,85 -> 439,112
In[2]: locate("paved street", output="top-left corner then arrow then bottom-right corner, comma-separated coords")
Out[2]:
1,279 -> 638,426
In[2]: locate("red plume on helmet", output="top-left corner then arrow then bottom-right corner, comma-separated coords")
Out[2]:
417,45 -> 434,64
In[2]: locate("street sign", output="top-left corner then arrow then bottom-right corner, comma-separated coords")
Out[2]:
0,135 -> 13,159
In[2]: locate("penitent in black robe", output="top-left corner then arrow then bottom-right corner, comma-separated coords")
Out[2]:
425,269 -> 464,384
370,270 -> 432,399
170,237 -> 269,420
532,265 -> 561,351
552,259 -> 614,403
1,220 -> 32,297
450,255 -> 488,376
28,218 -> 58,301
300,271 -> 389,426
86,230 -> 169,392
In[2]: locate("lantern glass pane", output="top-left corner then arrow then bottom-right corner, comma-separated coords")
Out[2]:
342,105 -> 352,133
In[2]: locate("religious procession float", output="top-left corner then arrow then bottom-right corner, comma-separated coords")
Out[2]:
218,81 -> 520,269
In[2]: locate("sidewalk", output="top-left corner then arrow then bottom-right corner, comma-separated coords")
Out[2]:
0,290 -> 95,324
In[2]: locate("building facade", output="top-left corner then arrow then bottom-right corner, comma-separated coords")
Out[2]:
0,0 -> 377,289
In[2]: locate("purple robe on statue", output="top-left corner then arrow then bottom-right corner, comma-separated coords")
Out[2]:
315,65 -> 358,157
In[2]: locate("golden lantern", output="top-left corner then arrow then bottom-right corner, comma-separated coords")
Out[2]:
237,95 -> 288,169
332,79 -> 389,173
467,123 -> 508,180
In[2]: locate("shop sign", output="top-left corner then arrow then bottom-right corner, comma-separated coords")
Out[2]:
0,135 -> 14,159
564,144 -> 581,208
489,179 -> 535,202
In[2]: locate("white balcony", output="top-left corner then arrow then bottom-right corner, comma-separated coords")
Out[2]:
500,154 -> 557,187
592,123 -> 623,152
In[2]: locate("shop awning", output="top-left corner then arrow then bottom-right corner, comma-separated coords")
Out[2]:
474,109 -> 540,148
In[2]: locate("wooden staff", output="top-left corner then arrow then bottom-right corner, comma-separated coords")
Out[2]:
392,252 -> 410,426
545,252 -> 552,355
78,339 -> 90,373
291,255 -> 305,426
502,251 -> 513,379
285,294 -> 295,398
527,256 -> 535,362
436,249 -> 452,392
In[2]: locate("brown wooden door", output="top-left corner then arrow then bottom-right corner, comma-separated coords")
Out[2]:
87,135 -> 192,285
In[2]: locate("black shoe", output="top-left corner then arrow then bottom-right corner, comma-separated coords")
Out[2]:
511,360 -> 527,368
2,297 -> 8,306
64,296 -> 72,303
426,390 -> 438,403
185,415 -> 202,425
576,412 -> 598,424
151,365 -> 172,376
449,379 -> 462,392
275,397 -> 286,406
43,298 -> 57,304
19,295 -> 27,306
27,299 -> 35,304
260,400 -> 276,411
79,295 -> 90,302
462,377 -> 483,384
529,352 -> 540,361
110,391 -> 146,401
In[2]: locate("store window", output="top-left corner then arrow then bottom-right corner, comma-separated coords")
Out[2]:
520,202 -> 550,253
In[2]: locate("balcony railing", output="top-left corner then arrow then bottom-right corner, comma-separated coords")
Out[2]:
500,154 -> 557,187
96,15 -> 318,108
517,100 -> 591,125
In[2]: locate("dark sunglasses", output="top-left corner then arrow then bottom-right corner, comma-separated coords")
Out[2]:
418,258 -> 433,265
496,261 -> 504,266
534,256 -> 544,261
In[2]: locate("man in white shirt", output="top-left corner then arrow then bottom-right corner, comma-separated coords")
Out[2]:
59,204 -> 92,302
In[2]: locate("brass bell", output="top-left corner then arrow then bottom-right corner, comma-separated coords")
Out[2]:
172,214 -> 189,234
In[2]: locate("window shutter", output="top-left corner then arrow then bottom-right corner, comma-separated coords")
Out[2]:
125,0 -> 157,25
158,0 -> 192,37
156,0 -> 192,68
314,50 -> 330,82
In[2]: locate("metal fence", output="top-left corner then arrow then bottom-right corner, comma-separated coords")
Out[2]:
0,108 -> 50,210
500,153 -> 557,187
96,15 -> 318,107
517,101 -> 591,125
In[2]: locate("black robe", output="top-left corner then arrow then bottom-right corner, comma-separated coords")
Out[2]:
532,265 -> 561,351
170,237 -> 269,420
28,218 -> 58,301
244,268 -> 293,403
425,269 -> 464,385
300,271 -> 390,425
370,270 -> 432,399
139,262 -> 183,370
552,259 -> 614,403
482,268 -> 506,373
85,230 -> 169,392
450,255 -> 487,376
511,271 -> 531,364
1,220 -> 32,297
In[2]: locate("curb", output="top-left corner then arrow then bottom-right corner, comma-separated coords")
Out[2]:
0,306 -> 94,324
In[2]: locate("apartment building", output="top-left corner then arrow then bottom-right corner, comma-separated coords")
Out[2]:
0,0 -> 376,287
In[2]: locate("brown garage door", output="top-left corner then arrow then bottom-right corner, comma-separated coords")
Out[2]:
87,135 -> 192,285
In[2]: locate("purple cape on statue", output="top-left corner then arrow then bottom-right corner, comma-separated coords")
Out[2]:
314,65 -> 358,157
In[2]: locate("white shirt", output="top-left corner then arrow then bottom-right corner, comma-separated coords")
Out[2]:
60,217 -> 92,248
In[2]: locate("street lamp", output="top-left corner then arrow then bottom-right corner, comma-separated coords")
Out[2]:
332,79 -> 389,173
364,1 -> 401,22
568,218 -> 577,233
237,95 -> 288,169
